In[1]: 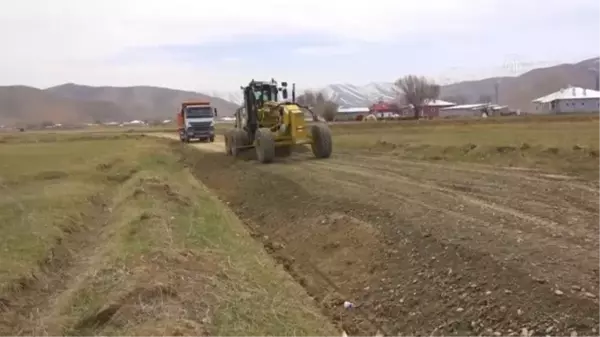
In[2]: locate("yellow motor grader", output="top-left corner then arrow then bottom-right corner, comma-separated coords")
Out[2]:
224,79 -> 332,163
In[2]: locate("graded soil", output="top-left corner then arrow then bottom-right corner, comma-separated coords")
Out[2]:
178,140 -> 599,336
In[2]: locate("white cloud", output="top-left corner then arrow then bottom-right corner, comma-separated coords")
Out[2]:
0,0 -> 597,91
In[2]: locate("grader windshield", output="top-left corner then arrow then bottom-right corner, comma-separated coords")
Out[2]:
251,81 -> 279,102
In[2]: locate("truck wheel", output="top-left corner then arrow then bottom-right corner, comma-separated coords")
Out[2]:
255,128 -> 275,163
310,123 -> 332,159
210,136 -> 215,143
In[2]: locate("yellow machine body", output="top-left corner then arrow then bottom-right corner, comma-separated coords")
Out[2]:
225,79 -> 332,163
255,101 -> 310,147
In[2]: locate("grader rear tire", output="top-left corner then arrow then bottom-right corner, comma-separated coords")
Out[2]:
310,123 -> 332,159
255,128 -> 275,163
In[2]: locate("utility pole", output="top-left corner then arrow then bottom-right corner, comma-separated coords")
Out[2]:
591,68 -> 600,91
588,60 -> 600,91
494,80 -> 500,104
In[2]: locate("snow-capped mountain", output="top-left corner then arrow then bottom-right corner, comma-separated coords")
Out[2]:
211,82 -> 399,108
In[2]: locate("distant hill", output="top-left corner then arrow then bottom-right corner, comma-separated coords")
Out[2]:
440,57 -> 600,110
46,84 -> 239,119
0,86 -> 127,126
0,84 -> 240,126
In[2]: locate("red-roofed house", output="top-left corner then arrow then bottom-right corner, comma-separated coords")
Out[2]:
369,99 -> 456,119
370,101 -> 405,118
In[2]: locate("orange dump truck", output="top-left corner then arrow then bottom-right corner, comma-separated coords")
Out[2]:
177,101 -> 218,143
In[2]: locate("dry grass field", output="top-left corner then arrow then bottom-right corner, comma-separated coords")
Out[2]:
0,134 -> 335,336
329,115 -> 600,179
0,114 -> 598,336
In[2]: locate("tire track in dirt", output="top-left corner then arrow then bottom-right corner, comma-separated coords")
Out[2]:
325,153 -> 600,242
150,133 -> 225,153
274,157 -> 598,293
313,156 -> 599,241
349,152 -> 599,194
179,146 -> 599,336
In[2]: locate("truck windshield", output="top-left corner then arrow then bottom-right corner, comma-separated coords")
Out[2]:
185,106 -> 213,118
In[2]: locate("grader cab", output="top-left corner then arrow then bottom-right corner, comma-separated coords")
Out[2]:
224,79 -> 332,163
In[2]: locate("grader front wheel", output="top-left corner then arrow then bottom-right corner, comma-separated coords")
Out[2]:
224,131 -> 232,155
310,123 -> 332,159
255,128 -> 276,163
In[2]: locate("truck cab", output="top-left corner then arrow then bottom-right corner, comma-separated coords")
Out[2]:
177,101 -> 218,143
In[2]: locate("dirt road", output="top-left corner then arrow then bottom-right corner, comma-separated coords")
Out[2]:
153,132 -> 225,153
173,141 -> 599,336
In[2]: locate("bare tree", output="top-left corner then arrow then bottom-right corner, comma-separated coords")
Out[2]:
300,92 -> 337,122
394,75 -> 441,119
315,92 -> 326,106
297,90 -> 316,107
304,91 -> 316,106
296,90 -> 318,120
321,101 -> 338,122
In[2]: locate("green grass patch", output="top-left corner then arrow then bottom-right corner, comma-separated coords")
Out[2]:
0,135 -> 336,336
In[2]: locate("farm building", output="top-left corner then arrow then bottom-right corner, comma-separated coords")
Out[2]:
421,99 -> 456,118
370,99 -> 456,118
439,103 -> 509,118
336,107 -> 370,121
370,101 -> 403,118
531,86 -> 600,114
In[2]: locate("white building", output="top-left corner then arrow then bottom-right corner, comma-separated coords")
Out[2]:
531,86 -> 600,114
336,107 -> 370,121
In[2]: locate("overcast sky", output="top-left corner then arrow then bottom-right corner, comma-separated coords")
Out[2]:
0,0 -> 598,92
